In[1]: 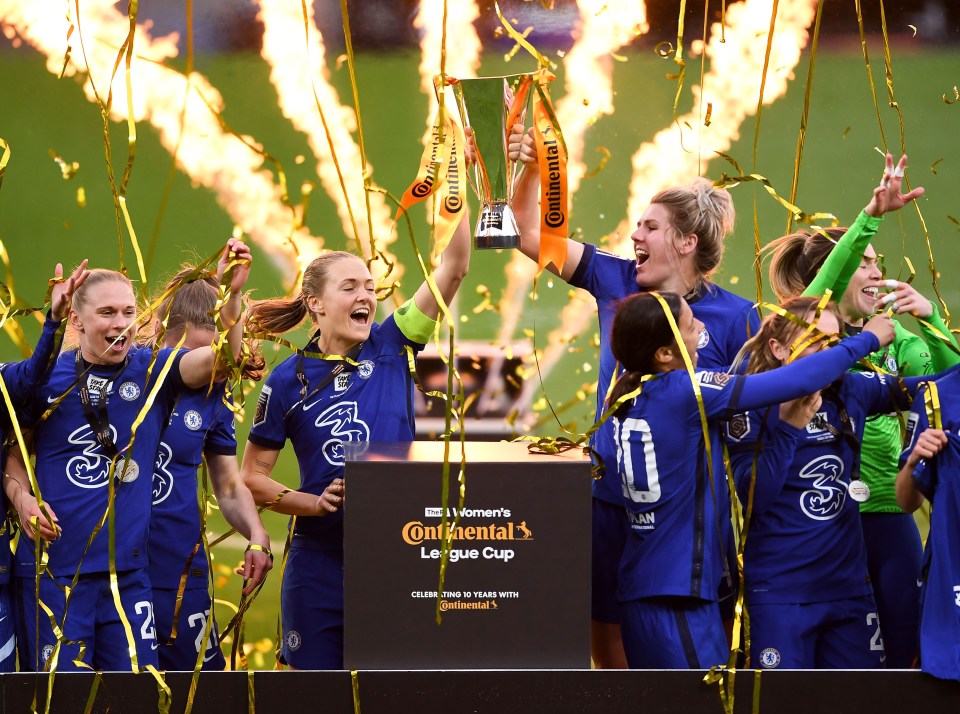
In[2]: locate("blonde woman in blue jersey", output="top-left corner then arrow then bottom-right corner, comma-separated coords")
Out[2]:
5,239 -> 251,672
508,124 -> 758,668
241,207 -> 472,669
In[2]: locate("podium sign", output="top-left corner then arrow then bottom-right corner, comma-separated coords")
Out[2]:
343,441 -> 591,669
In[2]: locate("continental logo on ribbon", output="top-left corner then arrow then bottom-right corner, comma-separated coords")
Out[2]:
402,520 -> 534,544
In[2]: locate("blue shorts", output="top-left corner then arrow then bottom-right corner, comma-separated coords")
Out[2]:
0,583 -> 16,672
18,569 -> 159,672
861,512 -> 921,668
620,596 -> 727,669
592,498 -> 629,624
749,595 -> 886,669
280,545 -> 343,670
153,587 -> 225,671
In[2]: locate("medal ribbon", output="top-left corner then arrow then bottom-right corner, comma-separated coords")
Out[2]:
73,351 -> 133,479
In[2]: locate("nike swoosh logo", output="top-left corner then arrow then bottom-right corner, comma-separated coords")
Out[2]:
47,395 -> 60,404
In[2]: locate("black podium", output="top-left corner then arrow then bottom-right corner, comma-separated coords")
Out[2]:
342,441 -> 592,669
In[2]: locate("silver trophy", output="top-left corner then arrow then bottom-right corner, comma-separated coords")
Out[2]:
450,74 -> 530,249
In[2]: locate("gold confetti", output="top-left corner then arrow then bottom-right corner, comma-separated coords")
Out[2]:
583,146 -> 611,179
931,158 -> 943,175
294,154 -> 305,165
76,186 -> 86,207
908,25 -> 917,36
842,126 -> 852,138
942,86 -> 959,105
48,149 -> 79,180
704,102 -> 713,127
729,275 -> 740,285
654,41 -> 675,58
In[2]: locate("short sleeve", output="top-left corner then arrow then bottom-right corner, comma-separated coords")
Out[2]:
248,373 -> 290,450
204,395 -> 238,457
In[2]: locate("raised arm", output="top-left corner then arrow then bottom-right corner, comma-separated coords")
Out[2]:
507,123 -> 584,282
803,153 -> 924,300
412,192 -> 471,322
179,238 -> 251,388
733,315 -> 894,413
2,261 -> 90,406
207,452 -> 272,594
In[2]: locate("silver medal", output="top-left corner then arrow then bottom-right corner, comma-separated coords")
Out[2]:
115,456 -> 140,483
848,479 -> 871,503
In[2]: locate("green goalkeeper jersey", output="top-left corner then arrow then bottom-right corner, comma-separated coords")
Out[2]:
804,211 -> 959,512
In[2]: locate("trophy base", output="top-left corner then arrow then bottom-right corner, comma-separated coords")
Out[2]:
474,202 -> 520,250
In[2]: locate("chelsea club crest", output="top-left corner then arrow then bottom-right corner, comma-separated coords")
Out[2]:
184,410 -> 203,431
119,381 -> 141,401
697,328 -> 710,349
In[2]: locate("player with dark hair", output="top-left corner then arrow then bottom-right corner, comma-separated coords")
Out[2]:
0,262 -> 89,671
898,376 -> 960,682
240,206 -> 472,669
766,153 -> 936,667
509,124 -> 758,667
5,239 -> 251,672
607,291 -> 894,668
143,266 -> 271,671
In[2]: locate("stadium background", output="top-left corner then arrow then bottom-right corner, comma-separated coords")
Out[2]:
0,0 -> 958,666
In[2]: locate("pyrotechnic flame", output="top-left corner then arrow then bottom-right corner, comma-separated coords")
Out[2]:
623,0 -> 817,225
414,0 -> 482,138
514,0 -> 818,418
559,0 -> 649,194
257,0 -> 395,282
0,0 -> 319,284
492,0 -> 649,411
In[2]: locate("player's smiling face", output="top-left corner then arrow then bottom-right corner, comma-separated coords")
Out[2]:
71,279 -> 137,365
840,244 -> 882,322
631,203 -> 694,292
309,255 -> 377,354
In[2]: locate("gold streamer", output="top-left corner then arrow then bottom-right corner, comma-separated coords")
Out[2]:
0,137 -> 10,189
351,669 -> 362,714
785,0 -> 825,234
493,2 -> 555,69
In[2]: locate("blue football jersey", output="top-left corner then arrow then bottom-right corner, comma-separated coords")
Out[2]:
613,370 -> 742,602
0,315 -> 64,585
569,244 -> 759,505
901,374 -> 960,682
149,388 -> 236,590
726,372 -> 897,605
247,314 -> 422,545
16,345 -> 186,577
612,331 -> 881,603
